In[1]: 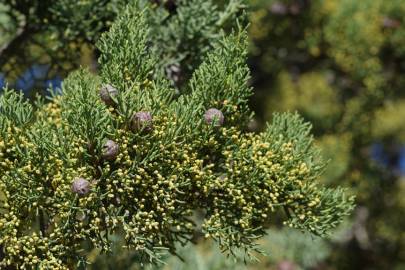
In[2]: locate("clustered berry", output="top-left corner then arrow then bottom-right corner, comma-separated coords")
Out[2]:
0,76 -> 352,270
0,2 -> 355,268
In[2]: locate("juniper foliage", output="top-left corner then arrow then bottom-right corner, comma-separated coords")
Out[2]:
0,2 -> 354,269
0,0 -> 246,92
0,0 -> 125,84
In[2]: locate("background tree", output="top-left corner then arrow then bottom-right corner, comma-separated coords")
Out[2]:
249,0 -> 405,269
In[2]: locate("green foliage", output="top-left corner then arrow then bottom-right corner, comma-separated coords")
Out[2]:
97,4 -> 156,88
0,0 -> 247,91
0,88 -> 33,128
0,2 -> 353,269
145,0 -> 248,86
187,32 -> 252,127
89,228 -> 331,270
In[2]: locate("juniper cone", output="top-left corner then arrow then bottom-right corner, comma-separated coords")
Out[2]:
102,139 -> 119,161
131,111 -> 153,132
99,84 -> 118,106
71,178 -> 91,196
204,108 -> 224,126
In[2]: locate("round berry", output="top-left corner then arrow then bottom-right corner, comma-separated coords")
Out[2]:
99,84 -> 118,106
71,177 -> 90,196
204,108 -> 224,127
102,140 -> 119,161
131,111 -> 153,132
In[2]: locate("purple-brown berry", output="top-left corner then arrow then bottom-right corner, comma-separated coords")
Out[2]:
204,108 -> 224,127
131,111 -> 153,132
71,177 -> 90,196
102,140 -> 119,161
99,84 -> 118,106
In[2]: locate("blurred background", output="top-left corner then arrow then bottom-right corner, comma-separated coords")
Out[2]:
1,0 -> 404,269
